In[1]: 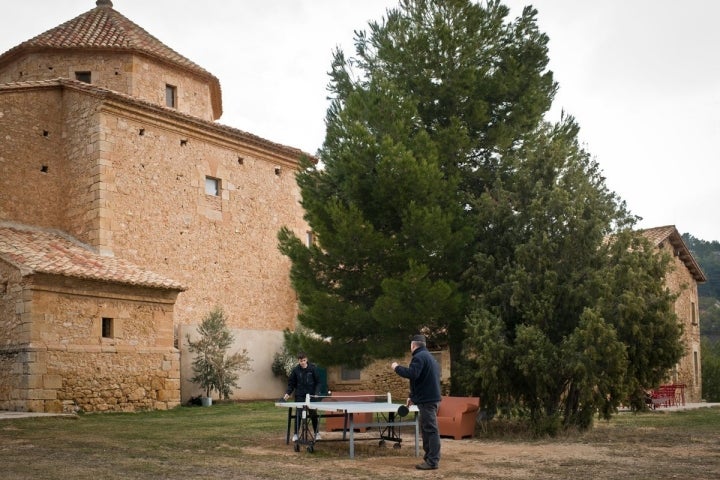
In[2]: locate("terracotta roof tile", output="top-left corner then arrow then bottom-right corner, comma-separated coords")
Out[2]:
1,2 -> 212,78
0,1 -> 222,118
0,222 -> 185,291
639,225 -> 706,283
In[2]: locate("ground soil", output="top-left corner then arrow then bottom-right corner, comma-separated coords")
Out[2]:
260,417 -> 720,480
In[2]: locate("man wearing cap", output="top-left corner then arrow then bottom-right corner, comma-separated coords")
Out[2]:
391,335 -> 442,470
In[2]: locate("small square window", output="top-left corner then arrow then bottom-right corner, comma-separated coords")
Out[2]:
75,71 -> 91,83
101,317 -> 114,338
340,366 -> 361,381
205,176 -> 220,196
166,84 -> 177,108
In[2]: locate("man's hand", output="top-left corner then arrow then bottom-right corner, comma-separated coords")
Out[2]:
283,393 -> 289,401
391,362 -> 398,370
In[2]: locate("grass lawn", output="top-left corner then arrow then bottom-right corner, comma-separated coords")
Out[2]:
1,402 -> 719,479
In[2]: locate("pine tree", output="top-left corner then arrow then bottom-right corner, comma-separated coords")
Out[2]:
279,0 -> 555,368
278,0 -> 682,431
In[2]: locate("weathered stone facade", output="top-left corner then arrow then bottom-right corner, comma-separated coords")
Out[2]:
0,224 -> 185,412
646,228 -> 705,402
0,2 -> 308,411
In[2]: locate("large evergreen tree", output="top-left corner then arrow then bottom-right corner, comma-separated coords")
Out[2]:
279,0 -> 555,367
278,0 -> 682,430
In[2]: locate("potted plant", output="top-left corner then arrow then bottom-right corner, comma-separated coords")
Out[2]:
186,306 -> 253,405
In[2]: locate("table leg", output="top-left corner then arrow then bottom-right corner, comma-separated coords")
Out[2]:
285,407 -> 292,444
349,412 -> 355,459
414,413 -> 419,457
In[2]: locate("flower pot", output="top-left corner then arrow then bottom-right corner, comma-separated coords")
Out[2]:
201,396 -> 213,407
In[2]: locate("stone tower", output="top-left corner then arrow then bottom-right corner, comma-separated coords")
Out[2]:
0,1 -> 310,411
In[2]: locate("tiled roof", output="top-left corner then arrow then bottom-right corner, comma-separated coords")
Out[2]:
640,225 -> 706,283
0,222 -> 186,291
0,0 -> 222,117
1,1 -> 211,77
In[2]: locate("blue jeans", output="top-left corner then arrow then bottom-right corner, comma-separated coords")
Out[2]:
417,402 -> 441,467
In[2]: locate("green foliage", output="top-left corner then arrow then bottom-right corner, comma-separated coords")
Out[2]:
271,346 -> 296,380
683,233 -> 720,340
277,0 -> 683,435
279,0 -> 555,367
186,306 -> 253,399
702,337 -> 720,402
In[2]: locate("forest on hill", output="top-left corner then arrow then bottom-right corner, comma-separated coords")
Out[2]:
683,233 -> 720,401
683,233 -> 720,342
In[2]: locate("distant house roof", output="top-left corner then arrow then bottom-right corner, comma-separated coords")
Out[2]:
0,222 -> 186,291
640,225 -> 706,283
0,0 -> 222,118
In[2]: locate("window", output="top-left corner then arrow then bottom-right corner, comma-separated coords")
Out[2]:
165,84 -> 177,108
691,301 -> 697,325
205,176 -> 220,196
75,71 -> 91,83
101,317 -> 114,338
431,352 -> 443,378
340,366 -> 361,381
306,231 -> 314,247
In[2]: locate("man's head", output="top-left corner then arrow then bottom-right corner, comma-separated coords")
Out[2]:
297,351 -> 308,368
410,334 -> 426,351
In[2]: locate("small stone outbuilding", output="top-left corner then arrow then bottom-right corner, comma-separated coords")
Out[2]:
0,222 -> 185,412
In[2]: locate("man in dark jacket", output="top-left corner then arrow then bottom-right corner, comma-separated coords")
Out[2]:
283,352 -> 321,441
391,334 -> 442,470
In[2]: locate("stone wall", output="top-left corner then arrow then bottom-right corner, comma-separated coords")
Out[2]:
661,242 -> 703,402
96,105 -> 307,331
0,273 -> 181,412
1,80 -> 308,402
325,349 -> 452,403
0,51 -> 215,120
0,88 -> 67,227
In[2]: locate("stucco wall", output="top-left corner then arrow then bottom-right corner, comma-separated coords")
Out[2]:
179,324 -> 286,402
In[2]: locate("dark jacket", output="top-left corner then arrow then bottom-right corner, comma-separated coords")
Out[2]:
286,362 -> 321,401
393,346 -> 441,405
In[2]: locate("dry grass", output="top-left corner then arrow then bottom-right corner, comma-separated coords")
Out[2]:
1,402 -> 719,479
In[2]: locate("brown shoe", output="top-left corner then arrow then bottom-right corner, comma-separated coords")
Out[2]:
415,462 -> 438,470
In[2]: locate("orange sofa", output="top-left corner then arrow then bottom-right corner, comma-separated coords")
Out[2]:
437,396 -> 480,439
323,391 -> 376,432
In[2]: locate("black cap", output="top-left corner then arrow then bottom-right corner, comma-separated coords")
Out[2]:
411,334 -> 426,343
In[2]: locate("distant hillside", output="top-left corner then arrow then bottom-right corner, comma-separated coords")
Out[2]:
683,233 -> 720,342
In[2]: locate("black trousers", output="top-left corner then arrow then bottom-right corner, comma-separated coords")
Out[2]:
417,402 -> 441,467
294,406 -> 319,435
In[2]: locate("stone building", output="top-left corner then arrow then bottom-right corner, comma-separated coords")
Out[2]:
0,1 -> 309,411
641,225 -> 706,402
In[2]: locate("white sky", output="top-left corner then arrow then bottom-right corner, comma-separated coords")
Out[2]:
2,0 -> 718,242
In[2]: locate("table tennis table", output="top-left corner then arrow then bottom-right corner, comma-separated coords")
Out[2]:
275,393 -> 419,459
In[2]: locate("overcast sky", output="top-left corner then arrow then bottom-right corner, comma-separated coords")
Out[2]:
2,1 -> 718,242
